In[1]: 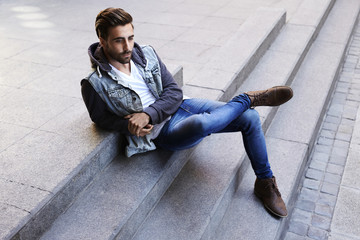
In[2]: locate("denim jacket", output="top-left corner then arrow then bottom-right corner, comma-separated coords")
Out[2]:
83,42 -> 183,157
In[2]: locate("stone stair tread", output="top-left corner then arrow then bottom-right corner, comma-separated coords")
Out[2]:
214,0 -> 360,239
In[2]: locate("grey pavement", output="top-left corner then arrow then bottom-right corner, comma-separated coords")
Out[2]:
285,18 -> 360,240
0,0 -> 360,240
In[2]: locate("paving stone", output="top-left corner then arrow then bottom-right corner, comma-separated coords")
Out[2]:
327,104 -> 344,116
329,155 -> 347,166
335,86 -> 349,94
319,129 -> 336,139
333,139 -> 350,149
313,144 -> 332,154
289,220 -> 309,236
321,122 -> 338,132
317,135 -> 334,146
305,169 -> 324,181
309,160 -> 327,172
299,187 -> 319,202
339,75 -> 353,83
337,81 -> 351,90
325,115 -> 341,125
345,99 -> 360,107
341,118 -> 356,128
314,204 -> 333,217
326,163 -> 344,175
324,172 -> 342,185
311,152 -> 329,163
291,208 -> 313,225
331,146 -> 349,161
318,192 -> 337,207
296,199 -> 316,212
311,214 -> 331,230
335,132 -> 352,142
303,178 -> 321,190
307,226 -> 328,240
343,106 -> 358,120
332,92 -> 347,104
321,182 -> 339,196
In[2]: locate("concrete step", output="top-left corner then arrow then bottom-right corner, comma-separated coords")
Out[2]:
214,0 -> 360,239
37,8 -> 285,240
131,0 -> 337,239
35,6 -> 285,239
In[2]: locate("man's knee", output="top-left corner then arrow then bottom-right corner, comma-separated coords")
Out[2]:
189,117 -> 207,136
240,109 -> 261,132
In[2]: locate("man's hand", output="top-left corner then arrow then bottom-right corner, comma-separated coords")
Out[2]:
124,113 -> 152,137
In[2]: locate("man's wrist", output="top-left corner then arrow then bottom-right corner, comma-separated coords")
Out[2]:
143,112 -> 151,124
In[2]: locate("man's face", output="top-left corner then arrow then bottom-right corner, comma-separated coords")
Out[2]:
100,23 -> 134,64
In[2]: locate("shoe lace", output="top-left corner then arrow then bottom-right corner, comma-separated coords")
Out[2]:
251,90 -> 269,106
264,179 -> 281,197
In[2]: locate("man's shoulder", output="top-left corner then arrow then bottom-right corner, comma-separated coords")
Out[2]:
81,69 -> 102,86
137,44 -> 157,57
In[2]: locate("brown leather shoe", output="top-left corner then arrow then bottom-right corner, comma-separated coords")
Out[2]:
245,86 -> 293,107
254,176 -> 288,218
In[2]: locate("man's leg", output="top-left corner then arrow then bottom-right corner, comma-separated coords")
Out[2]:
155,94 -> 251,151
220,109 -> 288,217
220,109 -> 272,179
155,87 -> 292,217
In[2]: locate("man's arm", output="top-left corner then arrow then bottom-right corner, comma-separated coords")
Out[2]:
143,50 -> 183,125
81,80 -> 131,135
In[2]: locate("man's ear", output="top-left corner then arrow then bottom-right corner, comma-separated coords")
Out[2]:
99,37 -> 106,47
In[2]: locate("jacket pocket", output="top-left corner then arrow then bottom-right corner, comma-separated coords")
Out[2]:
107,87 -> 142,113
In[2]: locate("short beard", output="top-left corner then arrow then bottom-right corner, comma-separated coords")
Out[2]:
112,51 -> 132,64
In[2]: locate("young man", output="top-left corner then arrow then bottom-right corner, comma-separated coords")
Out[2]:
81,8 -> 293,218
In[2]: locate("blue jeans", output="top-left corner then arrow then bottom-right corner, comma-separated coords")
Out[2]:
154,94 -> 273,179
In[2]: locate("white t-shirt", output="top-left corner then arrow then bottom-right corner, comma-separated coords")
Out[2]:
111,61 -> 156,108
110,61 -> 169,139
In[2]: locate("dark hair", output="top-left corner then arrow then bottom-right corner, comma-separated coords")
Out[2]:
95,8 -> 133,39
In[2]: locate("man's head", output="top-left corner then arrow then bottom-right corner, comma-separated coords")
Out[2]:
95,8 -> 133,40
95,8 -> 134,65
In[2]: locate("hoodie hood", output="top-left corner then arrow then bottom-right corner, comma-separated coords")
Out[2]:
88,42 -> 147,73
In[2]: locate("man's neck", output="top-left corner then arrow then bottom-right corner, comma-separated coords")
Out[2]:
110,61 -> 131,76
